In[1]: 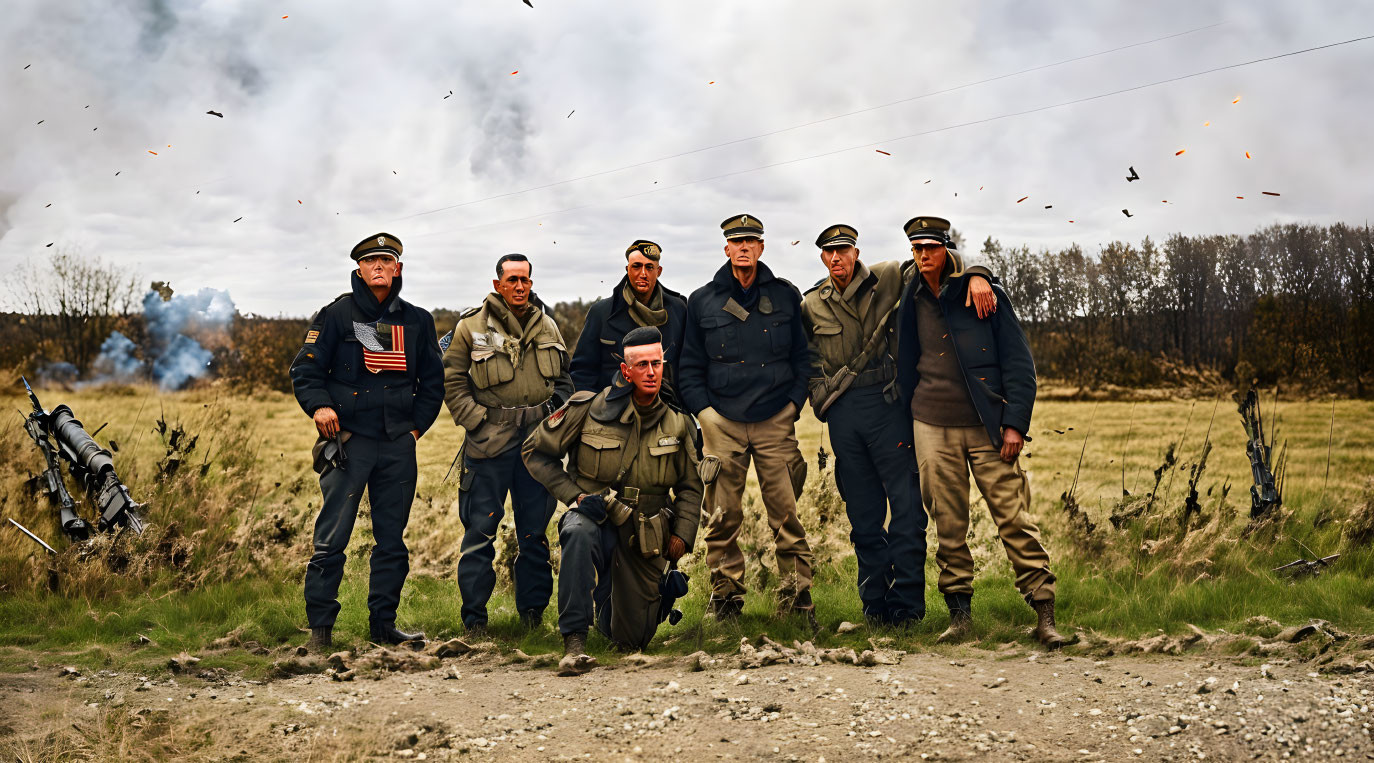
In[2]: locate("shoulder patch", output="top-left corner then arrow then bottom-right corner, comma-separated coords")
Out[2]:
458,305 -> 481,319
304,329 -> 320,344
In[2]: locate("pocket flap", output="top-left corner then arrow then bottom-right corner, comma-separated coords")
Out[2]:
811,323 -> 842,336
537,340 -> 566,352
649,443 -> 681,456
580,433 -> 620,450
700,315 -> 734,329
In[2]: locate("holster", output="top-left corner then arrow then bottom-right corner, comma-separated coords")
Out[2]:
311,431 -> 351,475
630,493 -> 672,559
815,367 -> 857,421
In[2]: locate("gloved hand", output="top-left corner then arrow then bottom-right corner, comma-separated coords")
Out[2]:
666,535 -> 687,562
572,493 -> 608,524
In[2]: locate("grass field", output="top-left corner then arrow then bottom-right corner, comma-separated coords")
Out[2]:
1,384 -> 1371,676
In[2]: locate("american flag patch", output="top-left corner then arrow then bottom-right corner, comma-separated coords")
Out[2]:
363,324 -> 407,373
305,330 -> 319,343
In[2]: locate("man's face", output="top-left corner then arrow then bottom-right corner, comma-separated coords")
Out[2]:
723,236 -> 763,269
912,240 -> 948,279
356,255 -> 401,289
819,245 -> 858,284
493,260 -> 532,309
626,252 -> 661,296
621,342 -> 664,397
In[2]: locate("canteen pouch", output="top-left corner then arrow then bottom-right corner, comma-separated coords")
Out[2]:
636,510 -> 669,559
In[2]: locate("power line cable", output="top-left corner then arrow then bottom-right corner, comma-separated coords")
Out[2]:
409,32 -> 1374,240
395,21 -> 1224,222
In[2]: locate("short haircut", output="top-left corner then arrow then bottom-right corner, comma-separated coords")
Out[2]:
496,253 -> 532,279
622,326 -> 663,347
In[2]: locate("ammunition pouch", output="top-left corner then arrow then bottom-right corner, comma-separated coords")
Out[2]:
622,491 -> 672,559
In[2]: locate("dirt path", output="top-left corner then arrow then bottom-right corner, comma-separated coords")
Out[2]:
4,642 -> 1371,761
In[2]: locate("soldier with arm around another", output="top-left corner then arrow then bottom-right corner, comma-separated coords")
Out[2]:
442,253 -> 574,637
290,233 -> 445,650
800,224 -> 997,627
893,216 -> 1063,648
523,326 -> 703,673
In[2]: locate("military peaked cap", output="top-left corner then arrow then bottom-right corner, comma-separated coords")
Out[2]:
720,214 -> 764,240
625,239 -> 663,262
622,325 -> 663,347
351,232 -> 403,261
903,216 -> 952,244
816,223 -> 858,249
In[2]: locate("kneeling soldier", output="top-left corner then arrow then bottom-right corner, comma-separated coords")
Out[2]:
523,326 -> 704,674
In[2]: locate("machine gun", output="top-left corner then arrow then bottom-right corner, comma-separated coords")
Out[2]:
20,377 -> 144,544
1236,388 -> 1283,519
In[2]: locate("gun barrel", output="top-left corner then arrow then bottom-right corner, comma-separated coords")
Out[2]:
7,518 -> 58,555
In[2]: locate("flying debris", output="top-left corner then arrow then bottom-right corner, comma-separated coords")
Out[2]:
206,110 -> 223,118
297,199 -> 302,204
45,203 -> 51,208
282,15 -> 288,19
790,241 -> 800,246
46,243 -> 54,247
1044,205 -> 1052,209
523,0 -> 534,6
567,109 -> 575,118
708,81 -> 715,85
1232,96 -> 1241,104
875,149 -> 890,156
1122,209 -> 1133,218
1068,220 -> 1075,223
1245,151 -> 1252,159
923,179 -> 932,184
510,70 -> 519,75
36,120 -> 43,125
1262,191 -> 1280,196
1203,121 -> 1211,127
1126,166 -> 1140,182
1016,196 -> 1028,203
1175,149 -> 1186,156
1236,196 -> 1244,199
114,171 -> 120,176
393,171 -> 397,174
443,90 -> 452,100
24,64 -> 30,69
148,150 -> 158,155
233,217 -> 243,222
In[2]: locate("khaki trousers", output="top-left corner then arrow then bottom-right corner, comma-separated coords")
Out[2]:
912,421 -> 1055,603
698,402 -> 813,603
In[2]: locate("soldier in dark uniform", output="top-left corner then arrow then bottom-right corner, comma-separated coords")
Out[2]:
523,326 -> 703,674
678,214 -> 816,623
801,224 -> 996,627
290,232 -> 445,650
570,240 -> 689,405
443,254 -> 574,636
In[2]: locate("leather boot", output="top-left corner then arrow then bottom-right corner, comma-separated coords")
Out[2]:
936,593 -> 973,644
1032,599 -> 1065,650
307,626 -> 332,652
369,620 -> 426,647
558,631 -> 598,676
520,610 -> 544,631
786,590 -> 818,631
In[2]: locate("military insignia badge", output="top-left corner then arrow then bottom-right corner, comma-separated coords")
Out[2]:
305,329 -> 320,343
377,236 -> 386,247
657,436 -> 679,447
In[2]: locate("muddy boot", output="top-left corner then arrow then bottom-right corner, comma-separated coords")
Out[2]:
557,632 -> 598,677
709,596 -> 744,621
370,620 -> 426,648
1032,599 -> 1065,650
307,626 -> 332,652
465,622 -> 488,641
936,593 -> 973,644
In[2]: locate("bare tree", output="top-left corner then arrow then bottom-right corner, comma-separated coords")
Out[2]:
11,248 -> 142,374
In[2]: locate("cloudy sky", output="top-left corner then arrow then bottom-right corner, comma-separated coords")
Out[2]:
2,1 -> 1371,316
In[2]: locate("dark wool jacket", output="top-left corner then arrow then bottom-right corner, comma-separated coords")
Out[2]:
569,276 -> 689,401
290,273 -> 446,441
678,261 -> 813,422
894,270 -> 1036,448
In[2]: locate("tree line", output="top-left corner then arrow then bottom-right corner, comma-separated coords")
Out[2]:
977,222 -> 1374,394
